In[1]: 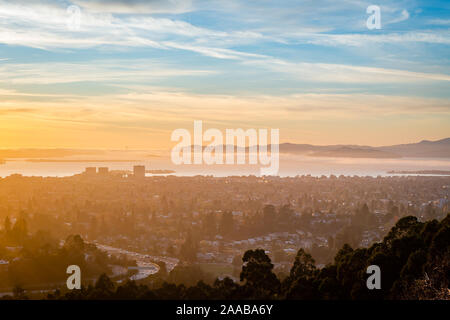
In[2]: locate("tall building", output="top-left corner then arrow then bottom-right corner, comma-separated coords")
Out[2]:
85,167 -> 97,176
98,167 -> 109,175
133,165 -> 145,178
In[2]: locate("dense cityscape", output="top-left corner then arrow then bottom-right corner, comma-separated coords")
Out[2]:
0,166 -> 448,299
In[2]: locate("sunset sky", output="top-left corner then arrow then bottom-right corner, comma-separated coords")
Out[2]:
0,0 -> 449,149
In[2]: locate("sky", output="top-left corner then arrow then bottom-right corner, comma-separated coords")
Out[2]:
0,0 -> 449,149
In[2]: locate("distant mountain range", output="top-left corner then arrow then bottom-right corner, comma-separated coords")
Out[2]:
186,138 -> 450,158
277,138 -> 450,158
377,138 -> 450,158
0,138 -> 448,160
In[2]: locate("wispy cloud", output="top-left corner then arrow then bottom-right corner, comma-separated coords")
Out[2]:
429,19 -> 450,26
0,1 -> 264,50
0,0 -> 448,63
0,107 -> 36,115
0,60 -> 216,85
2,86 -> 449,148
243,58 -> 450,83
386,9 -> 410,25
299,31 -> 450,47
73,0 -> 193,14
163,42 -> 267,60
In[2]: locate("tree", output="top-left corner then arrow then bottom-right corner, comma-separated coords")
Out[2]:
335,225 -> 362,249
64,234 -> 85,252
11,217 -> 28,244
353,203 -> 375,228
213,277 -> 240,299
168,265 -> 214,286
90,273 -> 115,299
115,280 -> 141,300
384,216 -> 421,248
290,249 -> 316,279
284,249 -> 319,299
180,231 -> 198,262
240,249 -> 280,297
